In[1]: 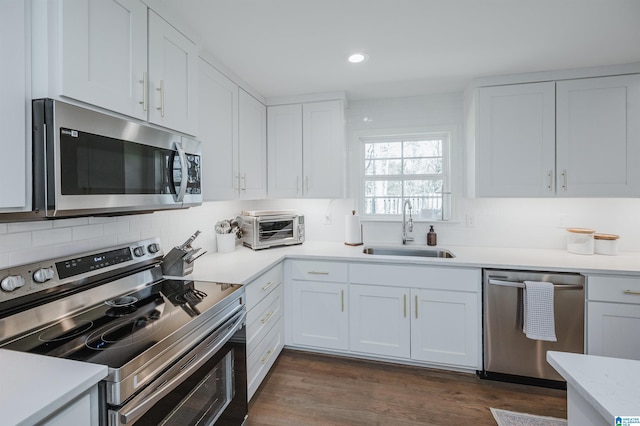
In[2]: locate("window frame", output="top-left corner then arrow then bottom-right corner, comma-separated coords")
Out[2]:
357,128 -> 453,221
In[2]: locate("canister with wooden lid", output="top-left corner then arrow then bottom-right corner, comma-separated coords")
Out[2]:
594,233 -> 620,256
566,228 -> 595,255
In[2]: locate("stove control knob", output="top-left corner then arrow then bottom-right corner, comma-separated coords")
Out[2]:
133,246 -> 146,257
1,275 -> 25,292
147,243 -> 160,254
33,267 -> 55,284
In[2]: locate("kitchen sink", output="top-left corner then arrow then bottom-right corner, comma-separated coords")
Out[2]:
362,246 -> 455,258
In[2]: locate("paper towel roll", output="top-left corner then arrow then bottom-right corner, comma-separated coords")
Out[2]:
345,211 -> 362,245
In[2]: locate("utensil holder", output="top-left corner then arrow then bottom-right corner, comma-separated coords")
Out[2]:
217,233 -> 236,253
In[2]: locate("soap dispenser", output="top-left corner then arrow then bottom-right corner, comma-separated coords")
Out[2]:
427,225 -> 437,246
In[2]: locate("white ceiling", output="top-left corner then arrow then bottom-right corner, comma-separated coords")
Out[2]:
160,0 -> 640,100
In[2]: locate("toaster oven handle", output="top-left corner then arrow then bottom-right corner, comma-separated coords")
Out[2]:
171,142 -> 188,203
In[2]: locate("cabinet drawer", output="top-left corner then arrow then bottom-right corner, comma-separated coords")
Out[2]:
245,265 -> 283,310
247,316 -> 284,400
290,260 -> 348,282
588,275 -> 640,304
247,283 -> 283,353
350,263 -> 480,292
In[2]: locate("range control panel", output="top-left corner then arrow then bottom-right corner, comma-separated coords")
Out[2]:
0,238 -> 163,304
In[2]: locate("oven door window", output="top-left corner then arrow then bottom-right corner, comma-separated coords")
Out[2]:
59,128 -> 173,195
133,351 -> 235,426
258,220 -> 294,242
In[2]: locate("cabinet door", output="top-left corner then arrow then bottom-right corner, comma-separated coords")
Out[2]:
238,89 -> 267,199
198,59 -> 239,200
349,284 -> 410,358
290,281 -> 348,350
477,82 -> 556,197
557,74 -> 640,197
411,289 -> 479,368
587,302 -> 640,360
0,0 -> 29,211
148,10 -> 198,135
60,0 -> 147,121
267,104 -> 303,198
302,100 -> 345,198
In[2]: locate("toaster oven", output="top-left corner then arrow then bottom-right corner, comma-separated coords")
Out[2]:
241,212 -> 305,250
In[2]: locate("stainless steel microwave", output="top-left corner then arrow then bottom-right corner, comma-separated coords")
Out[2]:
12,99 -> 202,220
241,212 -> 305,250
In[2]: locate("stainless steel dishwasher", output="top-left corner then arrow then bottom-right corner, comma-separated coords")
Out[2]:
481,269 -> 585,387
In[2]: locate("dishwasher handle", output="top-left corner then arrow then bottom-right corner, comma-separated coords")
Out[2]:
488,279 -> 583,290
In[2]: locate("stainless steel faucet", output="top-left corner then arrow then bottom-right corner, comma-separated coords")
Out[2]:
402,199 -> 414,245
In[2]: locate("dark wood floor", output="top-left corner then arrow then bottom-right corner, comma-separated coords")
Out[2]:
247,349 -> 567,426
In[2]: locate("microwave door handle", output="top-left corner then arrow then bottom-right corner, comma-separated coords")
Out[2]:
173,142 -> 188,203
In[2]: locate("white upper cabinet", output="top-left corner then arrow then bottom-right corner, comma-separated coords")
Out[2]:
238,89 -> 267,199
474,74 -> 640,197
267,104 -> 303,198
303,101 -> 345,198
0,0 -> 30,211
267,100 -> 345,198
198,59 -> 239,201
148,10 -> 198,135
556,74 -> 640,197
59,0 -> 147,121
33,0 -> 198,135
477,82 -> 556,197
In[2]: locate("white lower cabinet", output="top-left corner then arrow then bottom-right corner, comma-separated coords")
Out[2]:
287,260 -> 349,350
349,284 -> 410,358
43,386 -> 100,426
286,260 -> 481,370
290,281 -> 349,350
587,275 -> 640,361
245,264 -> 284,400
410,289 -> 479,367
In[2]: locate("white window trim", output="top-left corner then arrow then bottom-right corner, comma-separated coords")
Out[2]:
351,125 -> 458,222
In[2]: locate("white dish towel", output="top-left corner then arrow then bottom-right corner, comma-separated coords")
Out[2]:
523,281 -> 557,342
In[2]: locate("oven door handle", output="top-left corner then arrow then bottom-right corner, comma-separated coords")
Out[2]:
117,309 -> 246,425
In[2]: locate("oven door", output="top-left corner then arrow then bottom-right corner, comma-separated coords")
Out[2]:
108,309 -> 247,426
256,215 -> 299,247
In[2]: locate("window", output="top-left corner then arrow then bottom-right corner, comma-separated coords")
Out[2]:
361,132 -> 450,219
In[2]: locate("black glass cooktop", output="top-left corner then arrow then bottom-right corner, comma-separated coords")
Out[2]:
2,280 -> 241,369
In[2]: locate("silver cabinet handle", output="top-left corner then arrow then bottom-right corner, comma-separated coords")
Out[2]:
341,289 -> 345,312
261,348 -> 274,364
547,170 -> 553,192
241,173 -> 247,191
262,280 -> 276,291
415,295 -> 418,319
156,80 -> 165,117
623,290 -> 640,295
260,311 -> 274,324
139,71 -> 147,111
403,294 -> 407,318
296,176 -> 300,195
307,271 -> 329,275
561,169 -> 567,191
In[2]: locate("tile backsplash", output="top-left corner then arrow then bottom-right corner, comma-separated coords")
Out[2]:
2,196 -> 640,268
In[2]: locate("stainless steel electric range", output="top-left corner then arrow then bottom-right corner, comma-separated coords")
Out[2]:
0,238 -> 247,425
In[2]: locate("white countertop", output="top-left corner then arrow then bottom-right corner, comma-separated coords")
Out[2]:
190,241 -> 640,284
0,349 -> 107,425
547,351 -> 640,420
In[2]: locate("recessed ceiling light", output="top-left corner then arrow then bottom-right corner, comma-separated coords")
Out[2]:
348,52 -> 368,64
